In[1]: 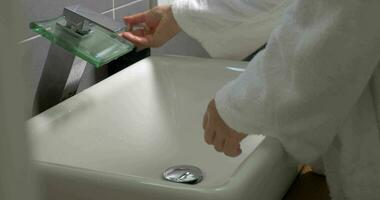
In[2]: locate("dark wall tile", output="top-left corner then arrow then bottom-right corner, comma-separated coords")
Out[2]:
111,0 -> 150,22
22,37 -> 50,101
114,0 -> 150,8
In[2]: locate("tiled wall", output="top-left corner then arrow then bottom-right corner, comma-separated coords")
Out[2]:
21,0 -> 209,115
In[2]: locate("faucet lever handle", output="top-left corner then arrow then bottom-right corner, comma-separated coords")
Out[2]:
63,4 -> 126,34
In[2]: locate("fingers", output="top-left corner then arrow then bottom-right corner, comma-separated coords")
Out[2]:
202,112 -> 208,130
213,134 -> 225,152
223,136 -> 242,157
122,6 -> 180,48
223,131 -> 246,157
206,132 -> 242,157
120,27 -> 164,48
124,29 -> 146,38
147,11 -> 181,47
123,12 -> 147,27
203,110 -> 215,144
121,31 -> 153,48
202,99 -> 247,157
204,128 -> 215,145
204,128 -> 245,157
149,19 -> 173,47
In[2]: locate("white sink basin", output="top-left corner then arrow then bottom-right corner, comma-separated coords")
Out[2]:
27,56 -> 297,200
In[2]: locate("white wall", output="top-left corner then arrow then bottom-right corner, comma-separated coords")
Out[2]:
0,0 -> 37,200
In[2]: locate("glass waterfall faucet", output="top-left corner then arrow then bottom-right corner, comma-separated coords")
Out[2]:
30,5 -> 135,114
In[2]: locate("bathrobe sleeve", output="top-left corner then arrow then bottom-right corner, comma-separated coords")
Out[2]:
172,0 -> 292,60
214,0 -> 380,163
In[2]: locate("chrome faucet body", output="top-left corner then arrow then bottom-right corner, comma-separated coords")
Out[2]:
33,5 -> 127,115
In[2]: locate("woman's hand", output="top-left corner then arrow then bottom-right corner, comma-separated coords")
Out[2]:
121,5 -> 181,48
203,99 -> 247,157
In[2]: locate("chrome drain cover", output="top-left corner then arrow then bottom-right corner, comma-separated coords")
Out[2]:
163,165 -> 203,184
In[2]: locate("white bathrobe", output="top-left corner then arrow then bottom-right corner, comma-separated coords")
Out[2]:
172,0 -> 380,199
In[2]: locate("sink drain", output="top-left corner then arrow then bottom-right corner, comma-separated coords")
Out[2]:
163,165 -> 203,184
